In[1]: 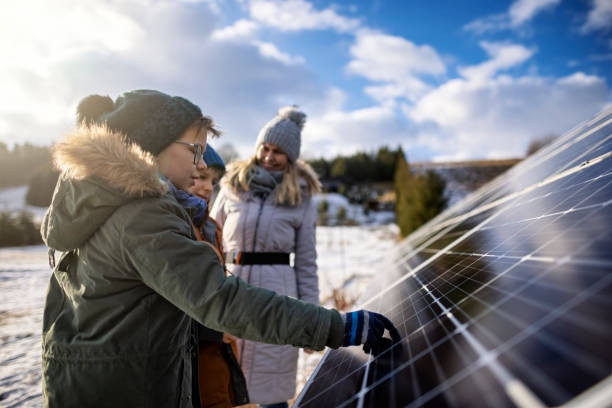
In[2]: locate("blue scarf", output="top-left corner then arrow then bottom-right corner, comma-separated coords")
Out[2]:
162,176 -> 208,227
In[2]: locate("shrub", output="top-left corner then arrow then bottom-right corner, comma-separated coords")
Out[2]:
0,211 -> 43,247
337,206 -> 347,223
526,134 -> 557,156
317,200 -> 329,226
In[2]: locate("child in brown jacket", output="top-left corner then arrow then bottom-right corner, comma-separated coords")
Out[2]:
192,145 -> 248,407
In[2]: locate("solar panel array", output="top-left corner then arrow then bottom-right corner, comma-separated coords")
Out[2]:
295,107 -> 612,408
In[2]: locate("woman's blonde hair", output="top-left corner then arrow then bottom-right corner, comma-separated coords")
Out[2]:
224,156 -> 321,206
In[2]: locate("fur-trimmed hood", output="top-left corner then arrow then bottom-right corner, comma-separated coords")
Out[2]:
42,124 -> 168,251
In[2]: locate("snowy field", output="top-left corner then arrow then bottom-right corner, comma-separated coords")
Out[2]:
0,224 -> 398,407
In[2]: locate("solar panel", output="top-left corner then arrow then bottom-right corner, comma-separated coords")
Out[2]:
294,107 -> 612,408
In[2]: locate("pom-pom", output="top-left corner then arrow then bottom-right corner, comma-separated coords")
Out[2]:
277,106 -> 306,130
76,94 -> 114,125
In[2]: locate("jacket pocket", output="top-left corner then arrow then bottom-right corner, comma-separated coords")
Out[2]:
42,251 -> 77,335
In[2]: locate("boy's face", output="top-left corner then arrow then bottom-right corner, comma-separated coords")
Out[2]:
192,167 -> 221,202
157,123 -> 207,192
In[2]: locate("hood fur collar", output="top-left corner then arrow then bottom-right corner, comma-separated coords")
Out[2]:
53,124 -> 167,197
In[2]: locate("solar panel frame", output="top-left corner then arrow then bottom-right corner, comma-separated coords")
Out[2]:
294,107 -> 612,408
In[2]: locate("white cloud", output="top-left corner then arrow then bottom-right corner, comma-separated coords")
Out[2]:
464,0 -> 560,34
303,102 -> 409,158
408,72 -> 609,160
211,18 -> 304,65
254,41 -> 305,65
345,30 -> 445,104
211,19 -> 259,41
463,14 -> 511,35
1,0 -> 609,165
509,0 -> 561,26
249,0 -> 361,32
581,0 -> 612,33
0,0 -> 328,153
458,42 -> 536,81
347,30 -> 445,81
364,77 -> 430,103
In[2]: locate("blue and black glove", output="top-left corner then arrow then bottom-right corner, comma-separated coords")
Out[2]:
342,310 -> 401,354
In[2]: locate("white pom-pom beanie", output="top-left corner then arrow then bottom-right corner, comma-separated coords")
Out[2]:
255,106 -> 306,163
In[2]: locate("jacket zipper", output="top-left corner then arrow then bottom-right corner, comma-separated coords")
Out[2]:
251,194 -> 267,252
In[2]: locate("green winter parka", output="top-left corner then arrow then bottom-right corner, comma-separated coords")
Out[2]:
40,125 -> 345,408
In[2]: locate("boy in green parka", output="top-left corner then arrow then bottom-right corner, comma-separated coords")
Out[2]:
41,90 -> 400,408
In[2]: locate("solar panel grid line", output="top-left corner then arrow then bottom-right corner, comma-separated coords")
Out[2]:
498,113 -> 611,185
298,290 -> 459,406
416,151 -> 611,237
556,133 -> 612,175
298,244 -> 604,404
358,332 -> 514,408
359,195 -> 521,311
430,253 -> 604,400
423,269 -> 579,405
408,155 -> 611,263
342,327 -> 478,406
461,268 -> 610,344
433,262 -> 609,381
533,108 -> 612,158
492,274 -> 612,407
296,352 -> 368,405
421,300 -> 501,407
355,354 -> 373,408
521,117 -> 610,173
292,350 -> 331,406
431,255 -> 609,338
403,109 -> 611,238
412,274 -> 547,408
296,108 -> 612,408
407,284 -> 457,407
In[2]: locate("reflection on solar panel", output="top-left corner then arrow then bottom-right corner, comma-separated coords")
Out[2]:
295,107 -> 612,408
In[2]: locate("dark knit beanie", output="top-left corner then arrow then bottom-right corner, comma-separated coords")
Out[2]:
203,144 -> 226,172
255,106 -> 305,163
76,90 -> 203,156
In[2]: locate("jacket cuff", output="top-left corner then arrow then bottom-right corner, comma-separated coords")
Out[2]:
325,309 -> 345,349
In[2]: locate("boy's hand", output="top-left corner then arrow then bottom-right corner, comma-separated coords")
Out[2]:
222,333 -> 237,343
341,310 -> 401,354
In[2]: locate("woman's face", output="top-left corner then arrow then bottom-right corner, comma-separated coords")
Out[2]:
256,143 -> 288,172
157,123 -> 207,191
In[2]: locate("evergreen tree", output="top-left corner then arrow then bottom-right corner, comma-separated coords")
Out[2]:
0,212 -> 20,247
394,149 -> 448,238
0,211 -> 43,247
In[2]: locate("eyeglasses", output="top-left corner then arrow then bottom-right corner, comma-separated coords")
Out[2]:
173,141 -> 204,165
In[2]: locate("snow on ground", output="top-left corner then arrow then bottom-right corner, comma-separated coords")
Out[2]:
0,186 -> 47,222
0,246 -> 49,407
0,223 -> 398,407
295,223 -> 398,397
312,193 -> 396,226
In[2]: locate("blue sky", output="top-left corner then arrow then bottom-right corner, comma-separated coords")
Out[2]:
0,0 -> 610,161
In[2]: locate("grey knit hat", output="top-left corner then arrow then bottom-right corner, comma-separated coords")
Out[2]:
76,90 -> 203,156
255,106 -> 306,163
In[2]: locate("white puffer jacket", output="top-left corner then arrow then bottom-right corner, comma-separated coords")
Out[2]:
210,161 -> 320,404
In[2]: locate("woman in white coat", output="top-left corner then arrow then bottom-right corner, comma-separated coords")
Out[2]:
210,107 -> 320,408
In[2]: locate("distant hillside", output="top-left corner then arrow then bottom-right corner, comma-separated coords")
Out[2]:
411,158 -> 522,206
